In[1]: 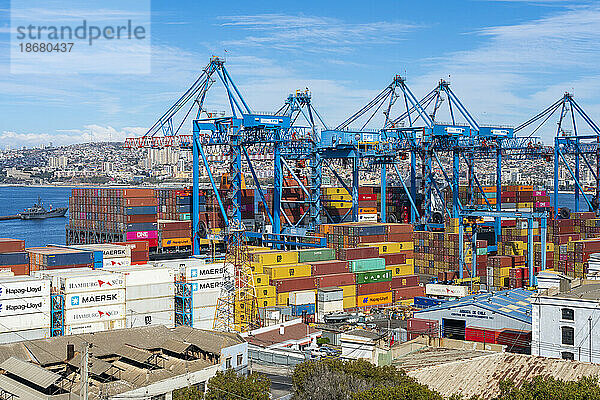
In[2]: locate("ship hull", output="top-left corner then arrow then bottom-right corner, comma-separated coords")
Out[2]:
20,208 -> 68,220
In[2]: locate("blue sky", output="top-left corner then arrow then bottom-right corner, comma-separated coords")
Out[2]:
1,0 -> 599,146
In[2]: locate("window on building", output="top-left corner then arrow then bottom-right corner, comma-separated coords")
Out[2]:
562,352 -> 575,360
225,357 -> 232,369
237,354 -> 243,366
562,308 -> 575,321
561,326 -> 575,346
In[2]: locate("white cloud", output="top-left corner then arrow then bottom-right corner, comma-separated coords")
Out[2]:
0,125 -> 146,147
218,14 -> 419,54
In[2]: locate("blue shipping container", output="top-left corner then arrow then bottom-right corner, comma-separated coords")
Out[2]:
0,252 -> 29,266
124,206 -> 157,215
177,205 -> 191,213
413,296 -> 447,309
126,222 -> 158,232
291,303 -> 316,316
177,197 -> 191,205
44,251 -> 94,267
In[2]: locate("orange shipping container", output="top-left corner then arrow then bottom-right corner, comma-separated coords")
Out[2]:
356,292 -> 392,307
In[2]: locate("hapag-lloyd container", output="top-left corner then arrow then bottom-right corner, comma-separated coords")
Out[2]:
126,231 -> 158,241
60,273 -> 125,293
65,289 -> 125,309
0,277 -> 50,300
0,313 -> 50,332
0,327 -> 49,344
65,319 -> 126,335
0,296 -> 48,316
65,303 -> 126,324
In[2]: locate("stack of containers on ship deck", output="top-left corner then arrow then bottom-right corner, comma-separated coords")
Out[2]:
69,243 -> 131,269
158,220 -> 192,250
37,269 -> 126,335
0,276 -> 50,343
0,238 -> 29,276
321,187 -> 377,224
153,258 -> 225,329
114,240 -> 149,265
156,188 -> 192,221
26,246 -> 94,272
103,264 -> 175,328
67,188 -> 158,248
316,287 -> 343,322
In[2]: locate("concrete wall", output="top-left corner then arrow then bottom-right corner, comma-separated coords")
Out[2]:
532,295 -> 600,362
221,341 -> 249,374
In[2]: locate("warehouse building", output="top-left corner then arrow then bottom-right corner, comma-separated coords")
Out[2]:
0,325 -> 247,399
412,289 -> 533,353
532,281 -> 600,362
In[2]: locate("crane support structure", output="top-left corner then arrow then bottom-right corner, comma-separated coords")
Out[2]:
125,57 -> 600,251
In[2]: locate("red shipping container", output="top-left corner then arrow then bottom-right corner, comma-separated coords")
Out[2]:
318,273 -> 356,288
357,235 -> 386,244
310,260 -> 349,276
384,224 -> 413,234
465,327 -> 500,344
161,229 -> 191,239
391,275 -> 419,289
124,197 -> 158,207
407,317 -> 438,337
114,241 -> 150,252
381,253 -> 407,266
0,239 -> 25,253
274,277 -> 319,292
386,233 -> 413,242
0,264 -> 29,276
359,194 -> 377,201
357,281 -> 392,296
392,285 -> 425,300
339,247 -> 379,260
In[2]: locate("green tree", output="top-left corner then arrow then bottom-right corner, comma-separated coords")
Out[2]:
173,386 -> 203,400
495,376 -> 600,400
204,370 -> 270,400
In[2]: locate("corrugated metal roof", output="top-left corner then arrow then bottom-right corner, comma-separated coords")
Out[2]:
116,345 -> 154,364
407,352 -> 600,399
415,288 -> 533,324
0,357 -> 61,389
161,338 -> 192,354
67,354 -> 114,376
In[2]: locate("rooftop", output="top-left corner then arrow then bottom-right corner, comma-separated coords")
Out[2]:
551,282 -> 600,300
415,288 -> 533,324
343,329 -> 382,340
245,322 -> 319,347
0,325 -> 245,400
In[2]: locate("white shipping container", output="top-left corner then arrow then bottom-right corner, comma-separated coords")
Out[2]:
60,273 -> 125,293
192,289 -> 221,308
190,277 -> 225,292
0,277 -> 50,300
126,297 -> 174,314
125,283 -> 174,300
104,265 -> 174,286
0,296 -> 49,317
102,257 -> 131,268
193,305 -> 216,323
186,262 -> 227,281
65,289 -> 125,309
126,310 -> 174,329
289,290 -> 316,306
73,243 -> 131,259
0,328 -> 49,344
152,258 -> 205,275
193,319 -> 215,330
65,319 -> 126,335
65,303 -> 126,324
0,313 -> 50,332
317,300 -> 344,313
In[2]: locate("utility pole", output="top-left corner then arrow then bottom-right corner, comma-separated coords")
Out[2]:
589,316 -> 593,363
81,342 -> 90,400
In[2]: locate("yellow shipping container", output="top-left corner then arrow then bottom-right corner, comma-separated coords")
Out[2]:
356,292 -> 392,307
499,267 -> 510,277
263,263 -> 311,279
400,299 -> 414,306
323,187 -> 349,195
327,194 -> 352,201
257,297 -> 276,308
277,292 -> 289,306
387,264 -> 414,277
340,284 -> 356,298
249,262 -> 264,274
253,251 -> 298,266
256,285 -> 276,299
343,296 -> 356,309
252,273 -> 270,287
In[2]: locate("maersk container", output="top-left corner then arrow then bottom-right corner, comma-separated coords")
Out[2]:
289,290 -> 316,306
65,303 -> 126,324
0,327 -> 49,344
350,258 -> 386,273
0,252 -> 29,266
291,303 -> 315,316
186,262 -> 226,281
126,310 -> 174,329
0,277 -> 50,300
65,289 -> 125,309
297,248 -> 336,263
65,319 -> 126,335
192,289 -> 221,308
59,272 -> 125,294
0,296 -> 49,316
73,244 -> 131,259
0,313 -> 50,332
126,297 -> 174,313
190,277 -> 225,292
192,305 -> 216,325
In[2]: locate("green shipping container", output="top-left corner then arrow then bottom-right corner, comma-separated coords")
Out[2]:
356,269 -> 392,284
350,258 -> 386,273
297,248 -> 336,263
476,248 -> 487,256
